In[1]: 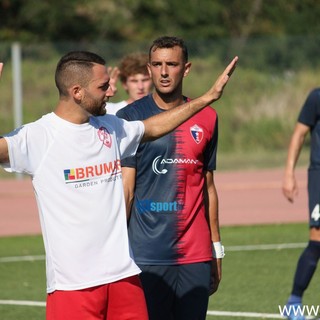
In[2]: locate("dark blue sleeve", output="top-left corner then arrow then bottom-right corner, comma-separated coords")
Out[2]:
298,88 -> 320,129
115,107 -> 128,120
203,116 -> 218,171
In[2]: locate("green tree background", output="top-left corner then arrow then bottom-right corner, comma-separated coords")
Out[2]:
1,0 -> 320,42
0,0 -> 319,168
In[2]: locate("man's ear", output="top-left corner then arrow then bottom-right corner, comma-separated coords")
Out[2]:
71,85 -> 83,101
184,62 -> 192,77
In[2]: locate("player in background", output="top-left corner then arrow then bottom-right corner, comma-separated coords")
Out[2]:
107,52 -> 153,115
117,36 -> 225,320
0,52 -> 237,319
282,88 -> 320,320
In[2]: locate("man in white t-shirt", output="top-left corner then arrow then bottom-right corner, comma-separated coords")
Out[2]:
0,52 -> 237,320
107,52 -> 153,115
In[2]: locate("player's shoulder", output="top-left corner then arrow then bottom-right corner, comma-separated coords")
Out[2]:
5,112 -> 57,143
199,107 -> 218,131
302,88 -> 320,107
186,96 -> 217,117
28,112 -> 57,132
196,103 -> 218,120
117,95 -> 152,120
308,87 -> 320,98
204,105 -> 217,116
92,114 -> 127,133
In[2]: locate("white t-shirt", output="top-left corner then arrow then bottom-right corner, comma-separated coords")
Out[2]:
107,101 -> 128,115
3,112 -> 144,293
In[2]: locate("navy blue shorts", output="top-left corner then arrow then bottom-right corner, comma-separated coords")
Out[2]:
308,169 -> 320,227
138,262 -> 211,320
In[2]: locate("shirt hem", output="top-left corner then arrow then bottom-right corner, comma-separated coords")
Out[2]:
46,269 -> 141,293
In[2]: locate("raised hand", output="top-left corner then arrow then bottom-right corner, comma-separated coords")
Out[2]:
107,66 -> 120,95
204,56 -> 238,104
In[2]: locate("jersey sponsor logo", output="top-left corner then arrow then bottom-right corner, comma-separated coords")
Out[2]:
64,160 -> 121,183
190,124 -> 203,144
98,126 -> 112,148
152,155 -> 198,175
152,156 -> 168,175
136,199 -> 183,214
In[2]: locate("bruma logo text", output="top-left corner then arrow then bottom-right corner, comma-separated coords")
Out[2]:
64,160 -> 121,183
136,199 -> 183,214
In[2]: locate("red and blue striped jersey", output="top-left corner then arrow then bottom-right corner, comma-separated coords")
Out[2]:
117,94 -> 218,265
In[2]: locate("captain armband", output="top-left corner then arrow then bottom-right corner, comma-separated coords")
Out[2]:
212,241 -> 225,259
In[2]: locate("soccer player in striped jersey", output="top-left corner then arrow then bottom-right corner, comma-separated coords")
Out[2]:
117,36 -> 225,320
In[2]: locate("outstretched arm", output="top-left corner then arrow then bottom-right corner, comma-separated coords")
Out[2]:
141,56 -> 238,142
282,122 -> 310,202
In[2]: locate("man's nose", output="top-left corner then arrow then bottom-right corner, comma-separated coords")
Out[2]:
106,86 -> 115,98
160,65 -> 168,76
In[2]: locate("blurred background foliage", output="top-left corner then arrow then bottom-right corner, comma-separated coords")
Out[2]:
0,0 -> 319,168
1,0 -> 320,43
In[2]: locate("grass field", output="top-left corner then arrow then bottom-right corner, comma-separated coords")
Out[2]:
0,223 -> 318,320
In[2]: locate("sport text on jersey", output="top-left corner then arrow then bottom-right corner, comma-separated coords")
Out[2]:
136,199 -> 184,214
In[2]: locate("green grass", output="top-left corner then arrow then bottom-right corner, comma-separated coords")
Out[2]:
0,223 -> 316,319
207,223 -> 312,319
0,235 -> 46,319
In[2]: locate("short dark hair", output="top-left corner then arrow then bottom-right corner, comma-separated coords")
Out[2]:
55,51 -> 106,97
149,36 -> 188,62
119,52 -> 149,83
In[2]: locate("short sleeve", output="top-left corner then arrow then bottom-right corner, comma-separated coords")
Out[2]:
113,118 -> 144,160
3,124 -> 42,174
298,89 -> 320,129
203,116 -> 218,171
116,105 -> 141,168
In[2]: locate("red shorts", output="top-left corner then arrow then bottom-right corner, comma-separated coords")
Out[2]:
46,275 -> 148,320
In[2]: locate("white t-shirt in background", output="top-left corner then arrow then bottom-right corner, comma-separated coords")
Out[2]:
107,101 -> 128,115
